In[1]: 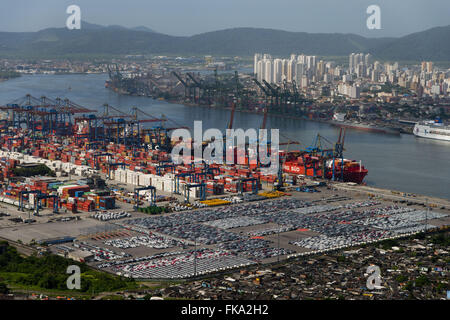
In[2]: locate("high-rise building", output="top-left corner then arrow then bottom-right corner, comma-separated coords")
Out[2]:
323,73 -> 333,83
431,84 -> 440,95
273,59 -> 283,84
264,59 -> 273,83
356,63 -> 366,78
281,59 -> 288,81
256,60 -> 264,82
421,61 -> 427,73
300,75 -> 309,88
254,53 -> 262,76
349,85 -> 360,98
374,61 -> 381,71
349,53 -> 355,73
287,59 -> 296,82
297,54 -> 306,64
317,60 -> 325,78
306,56 -> 316,71
364,53 -> 372,67
295,62 -> 304,83
343,74 -> 353,83
371,69 -> 379,82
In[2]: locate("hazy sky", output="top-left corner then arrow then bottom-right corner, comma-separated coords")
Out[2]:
0,0 -> 449,37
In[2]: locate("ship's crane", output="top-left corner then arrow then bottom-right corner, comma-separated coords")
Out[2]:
172,71 -> 196,102
228,102 -> 236,130
1,94 -> 94,138
186,72 -> 203,104
305,133 -> 335,179
306,129 -> 346,181
291,80 -> 302,114
275,139 -> 296,191
332,128 -> 346,181
233,71 -> 242,106
252,78 -> 273,107
261,105 -> 268,130
262,80 -> 281,109
186,72 -> 217,105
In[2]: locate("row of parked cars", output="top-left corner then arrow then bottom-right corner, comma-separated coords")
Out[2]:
91,211 -> 131,221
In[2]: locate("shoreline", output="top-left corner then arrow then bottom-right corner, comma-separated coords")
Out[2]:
163,99 -> 414,135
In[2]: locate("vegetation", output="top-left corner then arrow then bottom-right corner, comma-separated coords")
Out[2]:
11,164 -> 55,177
143,293 -> 153,300
0,241 -> 136,294
380,239 -> 399,250
0,24 -> 449,61
434,282 -> 446,294
404,281 -> 414,292
0,282 -> 9,294
415,275 -> 431,287
395,275 -> 408,283
430,233 -> 450,246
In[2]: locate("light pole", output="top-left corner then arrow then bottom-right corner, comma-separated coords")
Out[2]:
194,237 -> 197,278
277,227 -> 280,264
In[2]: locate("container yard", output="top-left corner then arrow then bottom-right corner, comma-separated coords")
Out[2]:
0,95 -> 449,281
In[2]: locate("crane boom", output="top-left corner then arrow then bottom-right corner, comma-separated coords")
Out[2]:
228,102 -> 236,130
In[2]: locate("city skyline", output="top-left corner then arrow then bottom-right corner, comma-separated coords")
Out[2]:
253,51 -> 448,99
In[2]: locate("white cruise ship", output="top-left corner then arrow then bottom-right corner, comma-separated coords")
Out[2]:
413,120 -> 450,142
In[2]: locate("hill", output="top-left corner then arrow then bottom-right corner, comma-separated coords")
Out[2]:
0,23 -> 448,61
371,25 -> 450,61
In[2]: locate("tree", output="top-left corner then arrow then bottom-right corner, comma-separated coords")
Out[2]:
0,282 -> 9,294
415,275 -> 430,287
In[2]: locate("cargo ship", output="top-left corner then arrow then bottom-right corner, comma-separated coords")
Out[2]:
283,153 -> 368,184
413,119 -> 450,142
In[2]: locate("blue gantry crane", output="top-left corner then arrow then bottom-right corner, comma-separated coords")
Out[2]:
183,183 -> 206,203
133,186 -> 157,210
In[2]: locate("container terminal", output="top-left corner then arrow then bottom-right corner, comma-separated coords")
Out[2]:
0,94 -> 448,281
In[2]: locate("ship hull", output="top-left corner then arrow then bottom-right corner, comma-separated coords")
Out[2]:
413,123 -> 450,142
329,120 -> 400,135
283,162 -> 368,184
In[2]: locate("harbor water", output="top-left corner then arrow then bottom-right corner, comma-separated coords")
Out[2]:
1,73 -> 449,199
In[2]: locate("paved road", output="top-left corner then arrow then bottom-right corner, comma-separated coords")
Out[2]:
333,183 -> 450,209
0,236 -> 37,256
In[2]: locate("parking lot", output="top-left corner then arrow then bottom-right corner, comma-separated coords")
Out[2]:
1,183 -> 449,280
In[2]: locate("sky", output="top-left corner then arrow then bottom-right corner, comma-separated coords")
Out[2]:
0,0 -> 449,37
